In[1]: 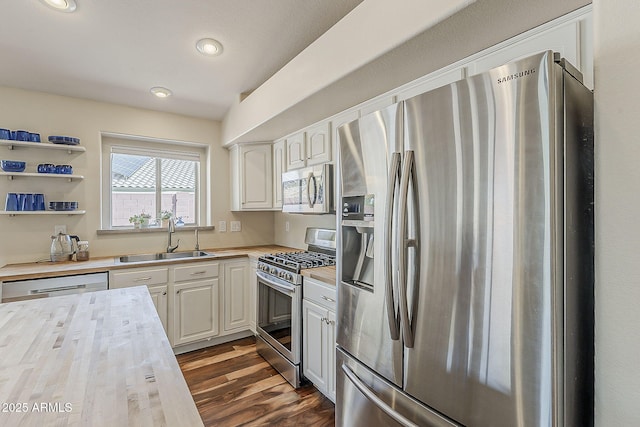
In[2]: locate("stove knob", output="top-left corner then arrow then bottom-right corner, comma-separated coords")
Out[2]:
286,273 -> 294,281
279,270 -> 286,278
270,267 -> 277,275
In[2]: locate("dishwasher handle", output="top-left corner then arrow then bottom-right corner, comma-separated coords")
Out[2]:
31,284 -> 87,294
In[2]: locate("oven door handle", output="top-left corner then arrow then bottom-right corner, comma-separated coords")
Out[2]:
257,271 -> 296,296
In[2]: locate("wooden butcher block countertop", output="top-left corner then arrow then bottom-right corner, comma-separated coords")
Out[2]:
0,286 -> 203,427
0,245 -> 296,282
301,265 -> 337,286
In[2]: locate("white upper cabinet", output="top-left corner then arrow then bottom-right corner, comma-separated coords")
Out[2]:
285,132 -> 307,170
272,139 -> 285,209
466,10 -> 592,88
305,122 -> 331,166
285,121 -> 331,170
330,109 -> 359,166
395,68 -> 465,102
230,143 -> 273,211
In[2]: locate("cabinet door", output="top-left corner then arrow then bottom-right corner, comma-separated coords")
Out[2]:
306,122 -> 331,166
171,278 -> 219,346
303,299 -> 329,393
223,261 -> 250,332
286,132 -> 306,170
240,145 -> 273,209
148,284 -> 168,334
249,260 -> 258,333
326,309 -> 337,402
273,140 -> 285,208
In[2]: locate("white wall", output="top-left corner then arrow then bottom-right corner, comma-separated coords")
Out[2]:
593,0 -> 640,425
274,212 -> 337,249
0,87 -> 274,266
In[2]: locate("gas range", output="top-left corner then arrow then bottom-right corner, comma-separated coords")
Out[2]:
257,251 -> 336,285
256,228 -> 336,389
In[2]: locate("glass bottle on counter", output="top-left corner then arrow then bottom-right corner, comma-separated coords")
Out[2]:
76,241 -> 90,261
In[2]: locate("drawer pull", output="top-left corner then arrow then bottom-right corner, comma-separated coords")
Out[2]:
133,277 -> 152,282
190,271 -> 207,275
322,295 -> 335,303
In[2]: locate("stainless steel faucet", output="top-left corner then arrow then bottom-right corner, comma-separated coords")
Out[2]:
194,228 -> 200,251
167,219 -> 180,253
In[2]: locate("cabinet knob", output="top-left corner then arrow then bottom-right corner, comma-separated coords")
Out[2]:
162,291 -> 167,296
176,290 -> 181,294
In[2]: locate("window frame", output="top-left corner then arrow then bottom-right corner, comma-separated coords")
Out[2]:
100,134 -> 208,231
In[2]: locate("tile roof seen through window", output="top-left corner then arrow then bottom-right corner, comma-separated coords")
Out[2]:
112,156 -> 196,192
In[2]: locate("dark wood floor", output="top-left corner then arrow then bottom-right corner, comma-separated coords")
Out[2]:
177,336 -> 335,426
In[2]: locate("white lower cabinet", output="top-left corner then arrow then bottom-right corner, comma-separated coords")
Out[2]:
109,257 -> 251,350
302,277 -> 336,402
109,267 -> 169,335
223,260 -> 250,333
147,284 -> 168,332
249,260 -> 258,333
171,277 -> 220,346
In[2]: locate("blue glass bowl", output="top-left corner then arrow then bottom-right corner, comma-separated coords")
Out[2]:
1,160 -> 26,172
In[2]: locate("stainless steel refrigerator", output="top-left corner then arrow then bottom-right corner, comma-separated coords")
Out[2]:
335,51 -> 593,427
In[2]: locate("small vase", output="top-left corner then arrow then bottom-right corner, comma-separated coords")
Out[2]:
140,219 -> 149,228
161,219 -> 169,228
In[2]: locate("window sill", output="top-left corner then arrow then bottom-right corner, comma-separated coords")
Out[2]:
97,225 -> 215,235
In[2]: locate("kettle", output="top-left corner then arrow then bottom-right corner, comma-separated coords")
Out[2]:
50,232 -> 80,262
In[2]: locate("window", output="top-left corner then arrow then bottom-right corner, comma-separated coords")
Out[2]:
101,136 -> 206,229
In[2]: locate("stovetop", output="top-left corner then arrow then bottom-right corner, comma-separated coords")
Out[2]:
257,250 -> 335,285
260,251 -> 335,271
257,228 -> 336,285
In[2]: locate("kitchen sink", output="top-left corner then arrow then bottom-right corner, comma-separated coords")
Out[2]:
116,251 -> 213,263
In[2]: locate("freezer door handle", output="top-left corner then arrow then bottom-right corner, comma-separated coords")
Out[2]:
385,152 -> 401,340
398,150 -> 417,348
341,363 -> 419,427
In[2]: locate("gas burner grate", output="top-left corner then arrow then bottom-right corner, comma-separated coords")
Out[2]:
259,251 -> 335,271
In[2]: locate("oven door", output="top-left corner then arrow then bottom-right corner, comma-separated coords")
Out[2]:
256,270 -> 301,364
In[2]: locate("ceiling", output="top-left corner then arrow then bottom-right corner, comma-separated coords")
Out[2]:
0,0 -> 363,121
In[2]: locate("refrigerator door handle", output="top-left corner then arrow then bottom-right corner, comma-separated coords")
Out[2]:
398,150 -> 416,348
341,363 -> 419,427
385,152 -> 402,340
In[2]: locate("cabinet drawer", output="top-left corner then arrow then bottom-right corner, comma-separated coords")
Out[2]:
304,277 -> 336,310
110,267 -> 169,288
173,262 -> 219,282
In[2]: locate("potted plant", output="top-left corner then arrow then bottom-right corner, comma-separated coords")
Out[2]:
139,212 -> 152,228
159,210 -> 173,228
129,212 -> 152,229
129,214 -> 142,229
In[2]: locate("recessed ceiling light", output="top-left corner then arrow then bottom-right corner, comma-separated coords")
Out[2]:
196,38 -> 223,56
150,87 -> 172,98
39,0 -> 77,12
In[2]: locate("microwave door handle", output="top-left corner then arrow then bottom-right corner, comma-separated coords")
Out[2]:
306,172 -> 318,207
385,152 -> 401,341
398,150 -> 415,348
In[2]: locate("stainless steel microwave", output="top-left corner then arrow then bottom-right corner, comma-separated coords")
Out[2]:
282,164 -> 334,214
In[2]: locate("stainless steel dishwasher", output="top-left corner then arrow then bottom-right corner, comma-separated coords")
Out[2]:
1,272 -> 109,303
